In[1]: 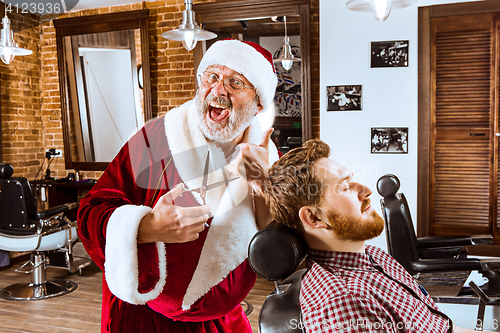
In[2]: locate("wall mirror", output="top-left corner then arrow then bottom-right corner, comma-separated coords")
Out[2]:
193,0 -> 311,152
54,9 -> 151,171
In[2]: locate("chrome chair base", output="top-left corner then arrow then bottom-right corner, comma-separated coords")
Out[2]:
0,280 -> 77,301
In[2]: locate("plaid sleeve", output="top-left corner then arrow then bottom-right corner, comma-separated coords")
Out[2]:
301,294 -> 398,333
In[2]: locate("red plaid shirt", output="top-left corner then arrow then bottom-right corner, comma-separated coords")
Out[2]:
299,246 -> 452,333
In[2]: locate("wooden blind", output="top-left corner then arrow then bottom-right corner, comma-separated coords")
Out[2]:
434,140 -> 490,227
433,18 -> 493,129
431,14 -> 496,234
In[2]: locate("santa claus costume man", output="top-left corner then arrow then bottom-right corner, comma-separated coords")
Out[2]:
77,39 -> 279,332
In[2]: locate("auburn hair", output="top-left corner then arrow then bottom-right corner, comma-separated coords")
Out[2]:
263,139 -> 330,234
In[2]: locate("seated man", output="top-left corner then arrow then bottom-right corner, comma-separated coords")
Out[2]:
262,139 -> 490,333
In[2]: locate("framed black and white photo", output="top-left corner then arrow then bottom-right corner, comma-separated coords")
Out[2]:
327,85 -> 362,111
371,128 -> 408,154
371,41 -> 409,68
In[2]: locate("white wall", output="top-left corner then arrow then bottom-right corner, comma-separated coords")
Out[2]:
319,0 -> 499,329
319,0 -> 477,250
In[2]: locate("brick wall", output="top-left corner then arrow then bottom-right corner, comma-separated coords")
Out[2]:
2,0 -> 319,180
0,9 -> 43,178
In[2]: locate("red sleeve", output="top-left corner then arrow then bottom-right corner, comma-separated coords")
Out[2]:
77,124 -> 157,270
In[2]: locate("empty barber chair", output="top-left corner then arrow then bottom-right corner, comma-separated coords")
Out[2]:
0,163 -> 91,300
376,174 -> 499,290
248,220 -> 308,333
377,174 -> 500,329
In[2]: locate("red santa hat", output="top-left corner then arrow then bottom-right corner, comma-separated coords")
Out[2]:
196,39 -> 278,114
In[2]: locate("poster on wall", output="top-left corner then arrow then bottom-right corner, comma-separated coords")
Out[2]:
371,127 -> 408,154
371,41 -> 409,68
273,43 -> 302,117
326,85 -> 362,111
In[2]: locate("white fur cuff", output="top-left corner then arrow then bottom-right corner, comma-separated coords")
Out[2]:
105,205 -> 167,304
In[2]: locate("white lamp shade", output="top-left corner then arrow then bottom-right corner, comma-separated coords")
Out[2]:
161,0 -> 217,51
346,0 -> 417,22
0,46 -> 32,64
161,27 -> 217,42
273,35 -> 301,71
0,15 -> 33,64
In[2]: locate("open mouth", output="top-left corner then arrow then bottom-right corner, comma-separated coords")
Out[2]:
208,102 -> 230,123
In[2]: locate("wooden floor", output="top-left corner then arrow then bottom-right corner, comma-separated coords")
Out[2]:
0,247 -> 275,332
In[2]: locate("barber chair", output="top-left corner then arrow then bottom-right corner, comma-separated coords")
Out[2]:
377,174 -> 500,329
376,174 -> 498,273
0,163 -> 91,300
248,220 -> 308,333
377,174 -> 499,289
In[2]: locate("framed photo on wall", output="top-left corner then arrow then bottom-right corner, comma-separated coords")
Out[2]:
371,127 -> 408,154
326,85 -> 362,111
371,41 -> 409,68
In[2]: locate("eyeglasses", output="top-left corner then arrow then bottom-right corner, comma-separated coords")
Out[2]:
199,72 -> 254,93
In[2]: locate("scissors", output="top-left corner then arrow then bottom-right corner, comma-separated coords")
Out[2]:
177,151 -> 239,227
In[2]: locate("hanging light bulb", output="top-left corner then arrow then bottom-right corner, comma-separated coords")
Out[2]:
273,16 -> 301,71
280,36 -> 294,71
370,0 -> 392,22
346,0 -> 417,23
0,13 -> 32,65
181,30 -> 196,51
1,45 -> 14,65
162,0 -> 217,51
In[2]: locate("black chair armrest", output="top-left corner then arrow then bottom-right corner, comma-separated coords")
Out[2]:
259,269 -> 307,333
468,235 -> 494,245
35,202 -> 77,219
408,258 -> 482,274
419,246 -> 463,259
417,235 -> 493,248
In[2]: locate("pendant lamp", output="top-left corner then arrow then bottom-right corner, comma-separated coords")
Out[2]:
161,0 -> 217,51
0,12 -> 32,64
273,16 -> 300,71
346,0 -> 417,23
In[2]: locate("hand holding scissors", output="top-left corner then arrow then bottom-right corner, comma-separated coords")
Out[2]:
177,151 -> 239,227
137,185 -> 211,244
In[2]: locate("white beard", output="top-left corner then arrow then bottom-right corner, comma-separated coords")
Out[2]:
195,93 -> 258,143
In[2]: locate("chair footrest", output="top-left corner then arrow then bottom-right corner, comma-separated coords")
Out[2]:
49,256 -> 92,274
0,279 -> 78,301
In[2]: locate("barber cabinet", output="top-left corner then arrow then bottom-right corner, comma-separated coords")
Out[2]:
30,180 -> 95,221
272,117 -> 303,155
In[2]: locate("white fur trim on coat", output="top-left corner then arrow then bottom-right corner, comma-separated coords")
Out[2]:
164,101 -> 279,310
105,205 -> 167,304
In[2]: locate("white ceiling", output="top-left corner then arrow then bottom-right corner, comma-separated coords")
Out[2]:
71,0 -> 159,11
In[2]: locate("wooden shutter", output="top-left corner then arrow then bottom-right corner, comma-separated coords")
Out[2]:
496,18 -> 500,241
430,14 -> 496,236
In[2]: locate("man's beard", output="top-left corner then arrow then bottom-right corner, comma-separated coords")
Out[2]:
327,199 -> 385,242
195,94 -> 258,143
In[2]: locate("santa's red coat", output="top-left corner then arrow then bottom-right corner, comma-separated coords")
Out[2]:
78,101 -> 279,332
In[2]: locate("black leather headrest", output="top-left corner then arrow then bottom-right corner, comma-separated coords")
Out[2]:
376,174 -> 400,198
248,220 -> 308,281
0,163 -> 13,179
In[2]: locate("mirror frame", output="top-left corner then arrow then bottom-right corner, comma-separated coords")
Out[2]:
193,0 -> 312,142
54,9 -> 152,171
0,99 -> 2,163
